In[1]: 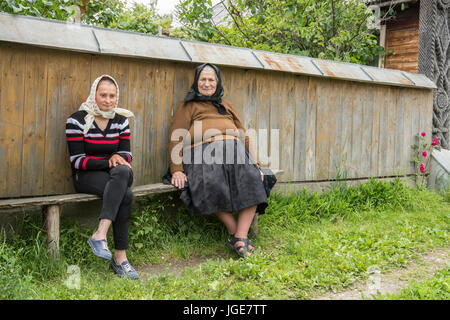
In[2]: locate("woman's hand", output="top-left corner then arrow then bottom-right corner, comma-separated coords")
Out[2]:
109,154 -> 132,169
172,171 -> 187,189
260,169 -> 264,181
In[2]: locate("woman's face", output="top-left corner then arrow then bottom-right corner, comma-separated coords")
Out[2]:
197,68 -> 217,97
95,80 -> 117,112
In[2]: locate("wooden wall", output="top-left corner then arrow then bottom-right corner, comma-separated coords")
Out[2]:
384,3 -> 420,73
0,42 -> 433,198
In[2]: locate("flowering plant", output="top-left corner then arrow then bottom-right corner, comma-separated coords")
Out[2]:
411,131 -> 440,187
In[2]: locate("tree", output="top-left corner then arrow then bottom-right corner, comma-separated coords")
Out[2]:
0,0 -> 81,20
176,0 -> 385,65
0,0 -> 172,35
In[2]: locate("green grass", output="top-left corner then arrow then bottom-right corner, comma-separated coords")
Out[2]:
0,178 -> 449,299
372,267 -> 450,300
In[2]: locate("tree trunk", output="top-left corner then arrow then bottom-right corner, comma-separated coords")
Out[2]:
79,0 -> 90,15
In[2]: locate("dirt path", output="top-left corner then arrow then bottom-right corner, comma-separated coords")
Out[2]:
312,247 -> 449,300
136,255 -> 224,279
135,247 -> 449,300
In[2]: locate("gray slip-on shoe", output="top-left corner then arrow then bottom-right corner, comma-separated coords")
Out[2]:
88,237 -> 112,260
111,259 -> 139,280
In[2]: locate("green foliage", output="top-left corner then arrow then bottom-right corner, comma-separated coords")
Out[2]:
0,0 -> 81,20
0,0 -> 172,35
129,194 -> 226,262
0,238 -> 33,299
0,215 -> 63,299
83,0 -> 172,34
268,178 -> 412,222
3,0 -> 385,64
129,196 -> 172,252
0,180 -> 448,299
82,0 -> 124,27
374,267 -> 450,300
109,3 -> 158,34
176,0 -> 385,64
175,0 -> 216,42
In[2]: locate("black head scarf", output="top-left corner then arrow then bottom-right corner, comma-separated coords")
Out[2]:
184,63 -> 227,115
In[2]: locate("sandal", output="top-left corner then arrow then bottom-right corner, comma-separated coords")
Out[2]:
226,235 -> 252,258
226,234 -> 235,251
246,238 -> 255,254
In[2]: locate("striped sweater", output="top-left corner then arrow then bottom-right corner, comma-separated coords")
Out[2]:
66,110 -> 132,174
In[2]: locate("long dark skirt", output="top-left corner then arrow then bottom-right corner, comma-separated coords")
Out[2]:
179,139 -> 268,216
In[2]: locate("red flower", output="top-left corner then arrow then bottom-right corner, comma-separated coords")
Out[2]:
420,162 -> 426,173
432,137 -> 438,146
421,132 -> 426,137
422,151 -> 427,157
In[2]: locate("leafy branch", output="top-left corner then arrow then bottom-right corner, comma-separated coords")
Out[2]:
174,0 -> 383,64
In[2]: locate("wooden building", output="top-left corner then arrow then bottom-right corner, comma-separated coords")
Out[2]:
370,0 -> 450,149
381,1 -> 420,73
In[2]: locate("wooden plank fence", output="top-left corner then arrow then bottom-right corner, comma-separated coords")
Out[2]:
0,40 -> 434,198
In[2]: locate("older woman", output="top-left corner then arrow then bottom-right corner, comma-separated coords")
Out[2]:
66,75 -> 138,279
168,64 -> 268,258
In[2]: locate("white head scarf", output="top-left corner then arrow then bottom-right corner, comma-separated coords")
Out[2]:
79,74 -> 134,134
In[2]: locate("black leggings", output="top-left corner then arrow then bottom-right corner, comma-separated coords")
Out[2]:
73,165 -> 133,250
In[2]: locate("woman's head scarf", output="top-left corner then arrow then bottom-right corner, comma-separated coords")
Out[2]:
184,63 -> 227,115
79,74 -> 134,134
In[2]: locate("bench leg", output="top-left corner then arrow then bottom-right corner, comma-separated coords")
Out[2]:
249,212 -> 258,238
43,204 -> 60,260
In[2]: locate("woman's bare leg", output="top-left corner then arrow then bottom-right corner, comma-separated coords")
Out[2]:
235,205 -> 256,238
91,219 -> 111,240
217,206 -> 257,256
114,250 -> 127,264
215,212 -> 237,235
235,205 -> 257,254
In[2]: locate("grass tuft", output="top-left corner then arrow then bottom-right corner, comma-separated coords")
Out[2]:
0,178 -> 448,299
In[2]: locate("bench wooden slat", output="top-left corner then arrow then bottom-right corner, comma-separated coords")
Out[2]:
0,171 -> 283,210
0,193 -> 99,209
131,183 -> 177,197
0,183 -> 178,210
1,170 -> 283,260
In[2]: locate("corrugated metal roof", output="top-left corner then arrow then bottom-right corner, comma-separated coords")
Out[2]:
181,41 -> 263,68
398,71 -> 437,88
361,65 -> 415,86
0,13 -> 98,53
93,28 -> 190,61
313,59 -> 373,82
253,51 -> 322,76
0,12 -> 436,89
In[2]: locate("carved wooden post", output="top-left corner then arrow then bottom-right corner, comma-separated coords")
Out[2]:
418,0 -> 450,148
43,205 -> 60,260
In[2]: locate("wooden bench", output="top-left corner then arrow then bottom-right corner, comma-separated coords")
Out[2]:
0,170 -> 282,260
0,183 -> 178,259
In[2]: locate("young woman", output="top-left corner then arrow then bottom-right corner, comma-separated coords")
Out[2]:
66,75 -> 138,279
